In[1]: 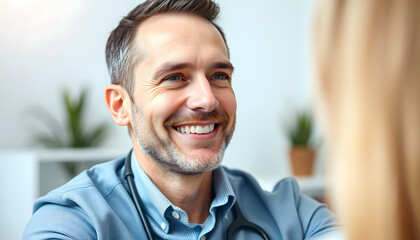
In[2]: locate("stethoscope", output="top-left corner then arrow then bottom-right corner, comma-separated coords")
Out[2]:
123,150 -> 270,240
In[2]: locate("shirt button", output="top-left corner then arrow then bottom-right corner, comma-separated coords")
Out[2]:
172,211 -> 180,219
160,222 -> 166,230
200,236 -> 206,240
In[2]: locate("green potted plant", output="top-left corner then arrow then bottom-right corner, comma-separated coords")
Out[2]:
31,88 -> 109,177
285,110 -> 315,176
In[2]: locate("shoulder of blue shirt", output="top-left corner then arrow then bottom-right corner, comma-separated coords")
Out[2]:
23,157 -> 342,239
39,157 -> 301,204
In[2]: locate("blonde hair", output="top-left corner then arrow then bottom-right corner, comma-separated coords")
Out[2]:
313,0 -> 420,239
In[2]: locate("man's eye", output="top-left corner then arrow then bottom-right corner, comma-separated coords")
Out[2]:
164,74 -> 182,81
212,73 -> 229,80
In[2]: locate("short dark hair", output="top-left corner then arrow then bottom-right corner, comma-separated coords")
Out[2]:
105,0 -> 228,96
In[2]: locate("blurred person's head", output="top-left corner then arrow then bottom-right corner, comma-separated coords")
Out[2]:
313,0 -> 420,239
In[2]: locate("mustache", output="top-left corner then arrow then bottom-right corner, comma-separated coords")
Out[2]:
165,111 -> 229,128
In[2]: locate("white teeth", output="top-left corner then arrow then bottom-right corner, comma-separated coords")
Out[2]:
175,123 -> 215,134
203,125 -> 209,133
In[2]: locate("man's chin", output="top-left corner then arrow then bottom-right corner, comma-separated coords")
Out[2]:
169,165 -> 219,176
187,148 -> 221,159
169,154 -> 222,174
135,134 -> 227,174
161,144 -> 226,175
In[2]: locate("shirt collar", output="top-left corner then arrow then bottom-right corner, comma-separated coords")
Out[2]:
131,152 -> 172,232
210,166 -> 236,219
130,152 -> 236,232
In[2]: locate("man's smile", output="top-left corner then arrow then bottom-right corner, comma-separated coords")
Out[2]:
167,112 -> 228,142
171,122 -> 222,142
175,123 -> 215,134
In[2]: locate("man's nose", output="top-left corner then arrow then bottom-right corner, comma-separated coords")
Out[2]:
186,76 -> 219,112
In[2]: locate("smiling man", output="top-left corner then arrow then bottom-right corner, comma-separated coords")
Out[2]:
122,12 -> 236,177
23,0 -> 339,239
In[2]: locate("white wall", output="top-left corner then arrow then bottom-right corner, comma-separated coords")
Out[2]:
0,0 -> 319,177
0,152 -> 38,240
218,0 -> 318,177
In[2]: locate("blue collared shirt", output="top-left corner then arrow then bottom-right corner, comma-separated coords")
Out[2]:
131,153 -> 236,239
23,156 -> 340,239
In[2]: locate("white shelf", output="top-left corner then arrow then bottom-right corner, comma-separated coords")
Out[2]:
295,176 -> 325,198
258,175 -> 325,198
33,148 -> 129,162
0,148 -> 128,240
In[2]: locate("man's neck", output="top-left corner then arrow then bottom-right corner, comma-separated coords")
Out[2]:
133,148 -> 214,224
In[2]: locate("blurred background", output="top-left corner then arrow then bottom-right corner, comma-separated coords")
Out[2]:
0,0 -> 322,238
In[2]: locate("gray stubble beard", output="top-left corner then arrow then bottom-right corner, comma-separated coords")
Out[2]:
131,109 -> 229,175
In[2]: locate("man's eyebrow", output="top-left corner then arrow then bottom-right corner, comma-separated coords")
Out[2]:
153,61 -> 235,79
209,61 -> 234,71
153,62 -> 192,79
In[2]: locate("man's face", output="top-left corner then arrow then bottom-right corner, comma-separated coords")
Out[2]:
130,13 -> 236,175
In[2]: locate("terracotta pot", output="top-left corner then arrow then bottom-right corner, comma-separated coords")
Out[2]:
289,147 -> 315,176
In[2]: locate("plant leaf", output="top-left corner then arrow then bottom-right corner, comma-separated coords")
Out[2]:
285,110 -> 313,147
27,106 -> 67,147
84,123 -> 109,147
33,133 -> 65,148
63,89 -> 85,147
29,88 -> 109,150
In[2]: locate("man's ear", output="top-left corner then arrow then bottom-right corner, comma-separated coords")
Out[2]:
104,84 -> 132,126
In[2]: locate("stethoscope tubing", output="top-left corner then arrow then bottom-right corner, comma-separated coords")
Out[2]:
226,203 -> 270,240
124,150 -> 154,240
